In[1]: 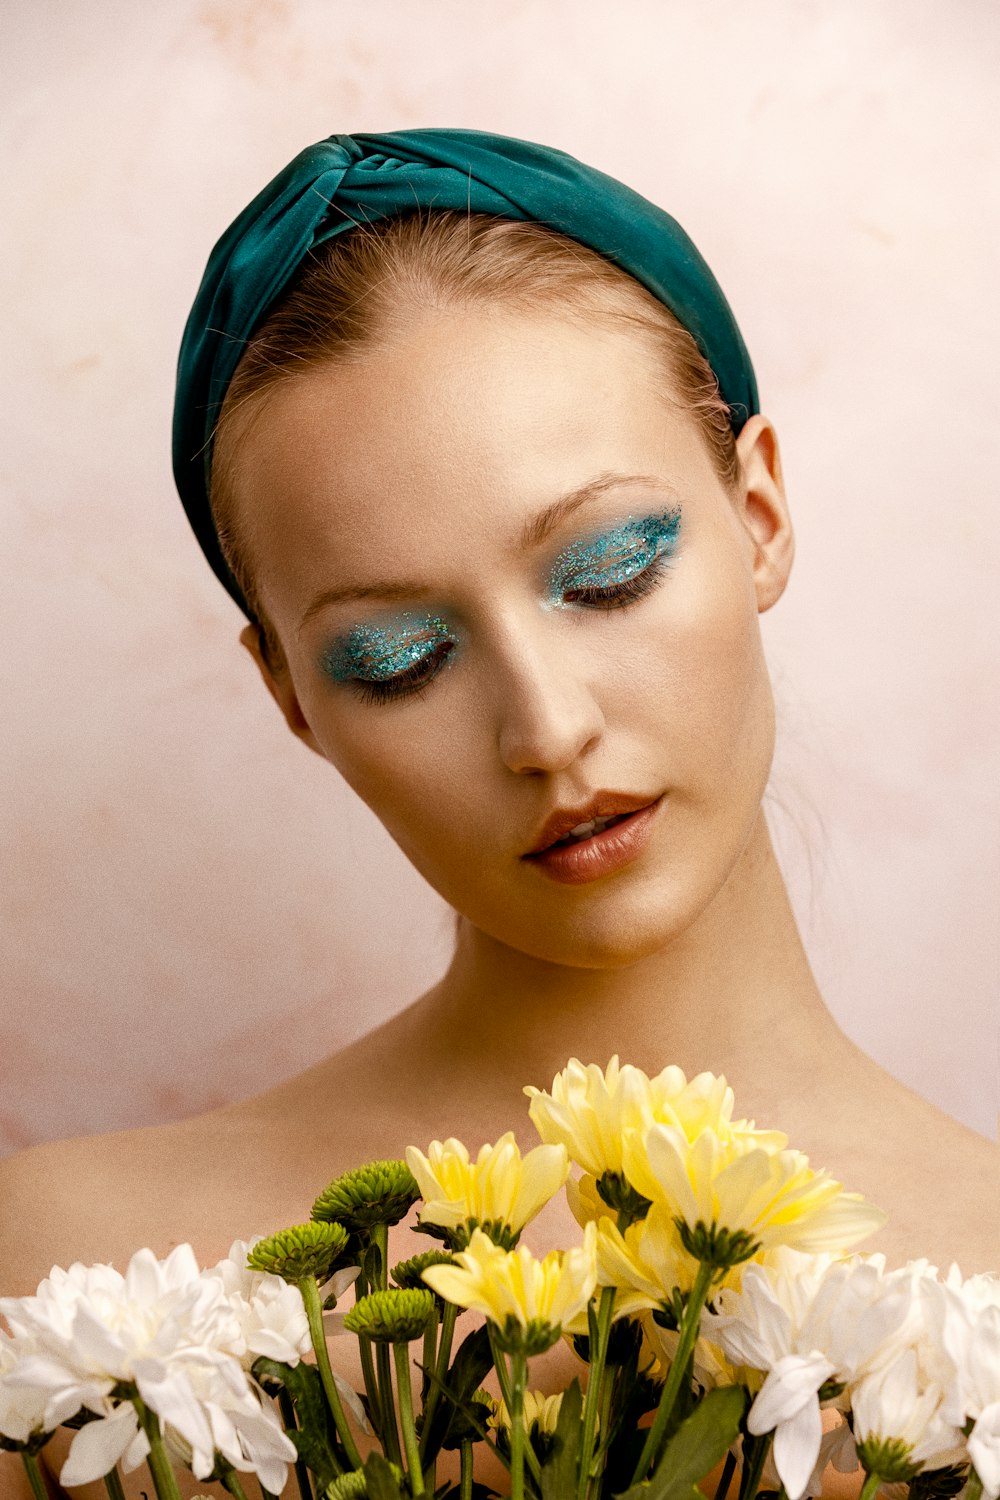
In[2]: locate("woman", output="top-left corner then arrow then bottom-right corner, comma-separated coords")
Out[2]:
1,128 -> 995,1500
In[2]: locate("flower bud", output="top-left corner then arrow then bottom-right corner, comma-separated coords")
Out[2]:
247,1222 -> 350,1283
312,1161 -> 420,1231
342,1288 -> 437,1344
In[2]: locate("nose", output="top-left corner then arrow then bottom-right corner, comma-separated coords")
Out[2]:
494,626 -> 606,776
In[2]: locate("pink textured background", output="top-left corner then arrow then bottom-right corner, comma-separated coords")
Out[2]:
2,1 -> 997,1153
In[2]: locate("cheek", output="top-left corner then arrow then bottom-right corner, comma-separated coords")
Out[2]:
625,543 -> 772,778
301,689 -> 480,862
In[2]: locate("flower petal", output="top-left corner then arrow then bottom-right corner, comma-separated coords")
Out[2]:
60,1407 -> 140,1488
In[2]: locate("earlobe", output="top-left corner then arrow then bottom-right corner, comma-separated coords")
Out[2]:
734,415 -> 795,614
238,624 -> 326,759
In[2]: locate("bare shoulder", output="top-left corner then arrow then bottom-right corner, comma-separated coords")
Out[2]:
0,1028 -> 423,1300
809,1040 -> 1000,1276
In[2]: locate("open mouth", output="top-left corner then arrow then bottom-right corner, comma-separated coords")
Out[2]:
545,812 -> 631,849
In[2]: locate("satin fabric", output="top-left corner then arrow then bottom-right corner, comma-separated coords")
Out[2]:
173,127 -> 759,618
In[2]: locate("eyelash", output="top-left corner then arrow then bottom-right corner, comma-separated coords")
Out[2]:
348,549 -> 672,705
353,641 -> 455,706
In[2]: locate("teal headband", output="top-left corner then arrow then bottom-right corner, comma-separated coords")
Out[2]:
173,126 -> 759,620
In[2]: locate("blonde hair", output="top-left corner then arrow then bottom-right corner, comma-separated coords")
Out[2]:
210,209 -> 743,673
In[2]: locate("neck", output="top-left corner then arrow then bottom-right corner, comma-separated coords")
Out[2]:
413,809 -> 846,1117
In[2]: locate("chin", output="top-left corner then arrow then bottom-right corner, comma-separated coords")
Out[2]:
470,866 -> 728,970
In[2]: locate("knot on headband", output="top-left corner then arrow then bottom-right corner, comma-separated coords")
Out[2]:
173,127 -> 759,618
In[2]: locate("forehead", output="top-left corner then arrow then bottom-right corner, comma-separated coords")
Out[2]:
232,305 -> 711,608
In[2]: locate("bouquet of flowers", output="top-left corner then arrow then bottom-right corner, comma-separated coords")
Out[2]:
1,1059 -> 996,1500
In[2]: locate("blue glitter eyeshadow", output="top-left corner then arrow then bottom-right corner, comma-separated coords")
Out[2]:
546,507 -> 681,602
320,614 -> 452,684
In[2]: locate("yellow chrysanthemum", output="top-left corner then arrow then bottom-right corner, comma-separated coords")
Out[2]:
622,1120 -> 886,1261
525,1057 -> 660,1179
526,1060 -> 785,1219
594,1204 -> 702,1314
487,1389 -> 571,1437
421,1224 -> 598,1354
405,1132 -> 569,1247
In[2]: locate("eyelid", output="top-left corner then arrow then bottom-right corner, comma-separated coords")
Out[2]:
320,614 -> 453,684
547,506 -> 681,596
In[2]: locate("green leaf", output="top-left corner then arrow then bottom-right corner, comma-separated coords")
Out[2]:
421,1325 -> 495,1456
365,1451 -> 406,1500
540,1377 -> 583,1500
252,1355 -> 346,1491
614,1385 -> 745,1500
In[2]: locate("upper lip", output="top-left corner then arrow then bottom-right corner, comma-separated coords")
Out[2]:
523,791 -> 662,856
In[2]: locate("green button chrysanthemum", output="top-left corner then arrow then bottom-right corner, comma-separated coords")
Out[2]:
246,1221 -> 350,1283
342,1288 -> 436,1344
390,1248 -> 455,1290
312,1160 -> 419,1231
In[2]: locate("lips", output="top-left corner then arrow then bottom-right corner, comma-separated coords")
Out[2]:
523,791 -> 662,857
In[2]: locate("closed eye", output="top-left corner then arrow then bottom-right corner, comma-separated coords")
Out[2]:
350,639 -> 455,705
561,549 -> 672,609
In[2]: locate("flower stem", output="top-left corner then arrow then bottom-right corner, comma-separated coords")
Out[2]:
133,1397 -> 184,1500
715,1449 -> 738,1500
372,1224 -> 389,1291
859,1474 -> 883,1500
104,1469 -> 128,1500
965,1472 -> 984,1500
299,1274 -> 363,1471
631,1259 -> 715,1483
394,1340 -> 426,1496
20,1454 -> 48,1500
376,1339 -> 403,1465
737,1433 -> 773,1500
418,1298 -> 458,1463
460,1438 -> 474,1500
220,1469 -> 252,1500
577,1284 -> 617,1500
277,1386 -> 314,1500
486,1330 -> 542,1487
509,1348 -> 528,1500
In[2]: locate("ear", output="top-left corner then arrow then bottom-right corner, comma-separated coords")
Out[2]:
239,623 -> 327,759
733,415 -> 795,613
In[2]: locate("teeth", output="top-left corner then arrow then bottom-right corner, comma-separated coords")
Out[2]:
564,814 -> 617,842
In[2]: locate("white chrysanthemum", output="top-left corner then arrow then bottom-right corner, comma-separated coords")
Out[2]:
852,1349 -> 966,1479
936,1271 -> 1000,1497
703,1250 -> 932,1500
0,1244 -> 296,1491
0,1328 -> 54,1448
205,1238 -> 313,1367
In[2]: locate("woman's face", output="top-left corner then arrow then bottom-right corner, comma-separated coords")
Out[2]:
231,305 -> 792,967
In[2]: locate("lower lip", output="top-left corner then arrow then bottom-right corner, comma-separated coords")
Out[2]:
524,797 -> 664,885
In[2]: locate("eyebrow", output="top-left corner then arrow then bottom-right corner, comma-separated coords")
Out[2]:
296,470 -> 669,636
